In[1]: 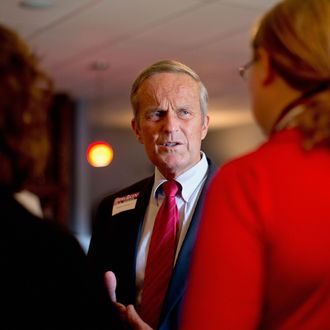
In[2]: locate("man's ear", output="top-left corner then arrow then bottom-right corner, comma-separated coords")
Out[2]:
258,47 -> 275,86
201,115 -> 210,141
131,118 -> 143,144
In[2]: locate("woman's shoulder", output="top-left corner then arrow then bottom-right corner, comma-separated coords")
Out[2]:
221,129 -> 300,172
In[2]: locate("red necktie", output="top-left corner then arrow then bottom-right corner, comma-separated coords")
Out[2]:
139,180 -> 179,328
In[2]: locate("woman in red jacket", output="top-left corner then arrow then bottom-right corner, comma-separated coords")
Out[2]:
181,0 -> 330,329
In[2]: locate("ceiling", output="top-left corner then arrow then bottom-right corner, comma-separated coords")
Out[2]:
1,0 -> 279,129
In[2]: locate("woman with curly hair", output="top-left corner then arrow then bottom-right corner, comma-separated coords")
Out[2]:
0,24 -> 113,329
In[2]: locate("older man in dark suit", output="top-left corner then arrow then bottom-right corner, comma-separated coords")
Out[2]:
87,60 -> 217,330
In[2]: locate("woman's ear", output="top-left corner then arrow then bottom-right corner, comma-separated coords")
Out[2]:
258,47 -> 276,86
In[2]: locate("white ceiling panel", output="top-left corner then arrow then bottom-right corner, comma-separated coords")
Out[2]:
0,0 -> 281,129
0,0 -> 94,38
128,2 -> 258,49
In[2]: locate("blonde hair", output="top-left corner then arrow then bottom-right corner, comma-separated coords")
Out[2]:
253,0 -> 330,149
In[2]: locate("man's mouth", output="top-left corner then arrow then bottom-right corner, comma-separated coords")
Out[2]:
159,141 -> 181,148
162,142 -> 179,147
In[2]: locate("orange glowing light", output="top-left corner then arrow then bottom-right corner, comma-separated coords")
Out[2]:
87,141 -> 113,167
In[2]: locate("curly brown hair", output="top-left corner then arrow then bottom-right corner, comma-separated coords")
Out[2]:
0,24 -> 53,192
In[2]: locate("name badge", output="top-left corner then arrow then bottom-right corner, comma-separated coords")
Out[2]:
112,192 -> 139,215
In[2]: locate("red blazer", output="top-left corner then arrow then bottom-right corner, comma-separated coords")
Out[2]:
181,129 -> 330,330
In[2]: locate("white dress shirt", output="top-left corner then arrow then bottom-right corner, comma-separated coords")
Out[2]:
135,152 -> 209,305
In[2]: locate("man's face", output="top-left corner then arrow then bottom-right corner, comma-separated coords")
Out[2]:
131,72 -> 209,179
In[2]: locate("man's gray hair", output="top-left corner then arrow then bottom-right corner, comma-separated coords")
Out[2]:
130,60 -> 208,118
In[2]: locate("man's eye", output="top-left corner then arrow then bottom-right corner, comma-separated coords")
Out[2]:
177,109 -> 192,118
146,111 -> 162,121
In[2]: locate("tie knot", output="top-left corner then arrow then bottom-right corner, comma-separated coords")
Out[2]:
162,180 -> 179,197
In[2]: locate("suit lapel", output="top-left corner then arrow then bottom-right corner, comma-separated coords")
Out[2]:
132,177 -> 155,254
129,177 -> 155,300
112,176 -> 154,305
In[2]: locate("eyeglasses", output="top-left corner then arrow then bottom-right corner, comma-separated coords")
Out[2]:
238,59 -> 255,80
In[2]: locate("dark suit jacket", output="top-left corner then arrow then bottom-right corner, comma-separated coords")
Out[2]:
87,158 -> 217,330
0,190 -> 113,329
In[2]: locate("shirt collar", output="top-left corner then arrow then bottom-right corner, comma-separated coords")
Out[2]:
152,151 -> 208,202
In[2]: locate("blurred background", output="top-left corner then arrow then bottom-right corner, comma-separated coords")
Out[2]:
1,0 -> 278,250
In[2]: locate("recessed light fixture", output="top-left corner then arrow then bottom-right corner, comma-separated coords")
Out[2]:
19,0 -> 55,9
90,60 -> 109,71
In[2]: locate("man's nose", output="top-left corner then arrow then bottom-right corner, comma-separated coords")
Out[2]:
163,110 -> 179,132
